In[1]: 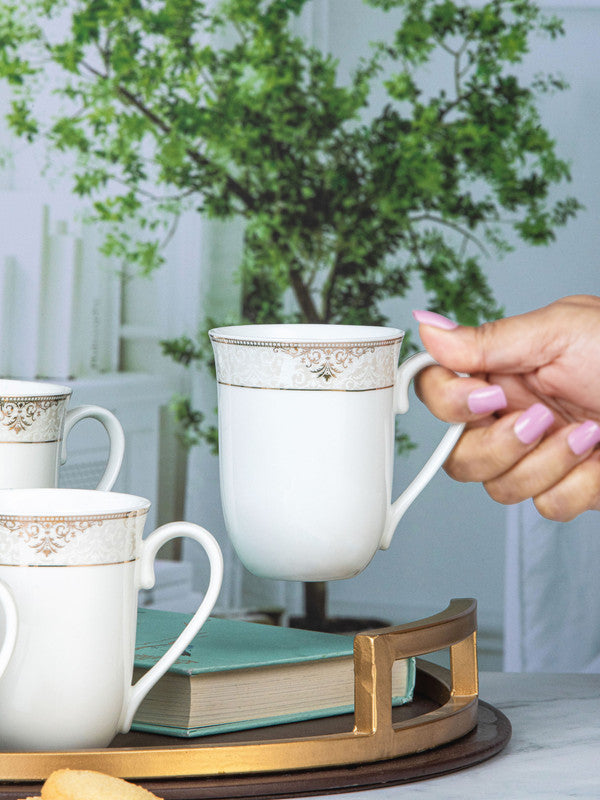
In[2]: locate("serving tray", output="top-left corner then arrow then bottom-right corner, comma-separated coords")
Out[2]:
0,599 -> 511,797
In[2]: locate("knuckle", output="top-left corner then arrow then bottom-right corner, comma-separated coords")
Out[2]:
533,495 -> 575,523
481,434 -> 514,476
484,479 -> 522,506
445,423 -> 517,484
473,321 -> 497,374
535,455 -> 600,522
444,445 -> 477,482
444,459 -> 469,483
415,366 -> 462,423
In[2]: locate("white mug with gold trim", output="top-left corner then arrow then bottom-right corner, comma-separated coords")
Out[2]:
0,488 -> 223,750
210,324 -> 464,582
0,379 -> 125,490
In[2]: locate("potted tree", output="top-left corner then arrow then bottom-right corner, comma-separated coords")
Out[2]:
0,0 -> 580,629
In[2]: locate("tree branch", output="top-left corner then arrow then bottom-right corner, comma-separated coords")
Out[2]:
454,37 -> 470,98
409,213 -> 490,257
322,252 -> 342,323
80,59 -> 256,210
289,262 -> 322,323
407,227 -> 428,272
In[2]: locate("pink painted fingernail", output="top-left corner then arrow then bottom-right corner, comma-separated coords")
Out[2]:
467,385 -> 508,415
567,420 -> 600,455
514,403 -> 555,445
412,310 -> 459,330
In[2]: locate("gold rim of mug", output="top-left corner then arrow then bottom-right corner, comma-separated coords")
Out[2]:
0,558 -> 137,568
0,439 -> 60,444
0,395 -> 69,403
0,509 -> 147,525
215,380 -> 395,392
208,335 -> 402,349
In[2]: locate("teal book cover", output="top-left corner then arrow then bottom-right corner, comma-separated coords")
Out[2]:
132,608 -> 416,738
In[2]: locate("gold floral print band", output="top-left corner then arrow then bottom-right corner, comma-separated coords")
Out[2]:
211,336 -> 403,392
0,508 -> 147,565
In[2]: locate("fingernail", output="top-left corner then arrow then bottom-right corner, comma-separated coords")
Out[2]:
412,310 -> 459,330
467,385 -> 508,415
567,420 -> 600,455
514,403 -> 555,445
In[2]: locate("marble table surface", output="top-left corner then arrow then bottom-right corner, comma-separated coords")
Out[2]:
319,672 -> 600,800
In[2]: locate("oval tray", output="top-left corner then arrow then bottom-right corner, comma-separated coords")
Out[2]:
0,692 -> 510,799
0,600 -> 509,797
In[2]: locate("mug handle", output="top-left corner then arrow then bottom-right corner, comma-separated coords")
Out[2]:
61,405 -> 126,491
118,522 -> 223,733
379,351 -> 465,550
0,581 -> 17,680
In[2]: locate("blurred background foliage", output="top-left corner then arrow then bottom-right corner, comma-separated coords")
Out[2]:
0,0 -> 580,452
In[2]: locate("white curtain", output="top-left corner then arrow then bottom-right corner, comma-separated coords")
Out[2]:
504,500 -> 600,672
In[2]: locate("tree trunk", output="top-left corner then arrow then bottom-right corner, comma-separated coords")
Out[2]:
304,581 -> 327,628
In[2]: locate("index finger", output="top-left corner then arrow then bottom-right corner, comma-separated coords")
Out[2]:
414,364 -> 507,423
413,297 -> 593,376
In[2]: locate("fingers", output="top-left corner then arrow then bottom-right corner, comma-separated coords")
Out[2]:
412,298 -> 600,521
414,360 -> 571,432
413,295 -> 600,378
533,452 -> 600,521
414,365 -> 508,423
412,304 -> 565,375
482,420 -> 592,503
444,406 -> 555,484
445,414 -> 600,519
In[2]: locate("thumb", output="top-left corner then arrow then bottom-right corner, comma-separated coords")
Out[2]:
411,307 -> 561,375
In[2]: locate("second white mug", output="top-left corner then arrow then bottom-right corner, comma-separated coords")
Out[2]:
0,379 -> 124,490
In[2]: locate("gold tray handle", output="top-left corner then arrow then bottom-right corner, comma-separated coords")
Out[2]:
353,597 -> 478,758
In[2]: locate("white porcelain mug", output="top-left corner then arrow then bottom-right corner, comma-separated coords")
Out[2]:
0,379 -> 125,490
0,488 -> 223,750
210,324 -> 465,582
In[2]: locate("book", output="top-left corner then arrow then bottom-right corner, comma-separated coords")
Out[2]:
131,608 -> 416,738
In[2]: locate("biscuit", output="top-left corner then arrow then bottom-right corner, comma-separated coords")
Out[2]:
40,769 -> 162,799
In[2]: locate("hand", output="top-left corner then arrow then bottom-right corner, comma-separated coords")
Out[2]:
412,295 -> 600,521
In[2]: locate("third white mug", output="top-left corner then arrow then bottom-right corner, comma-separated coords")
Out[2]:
0,379 -> 124,490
